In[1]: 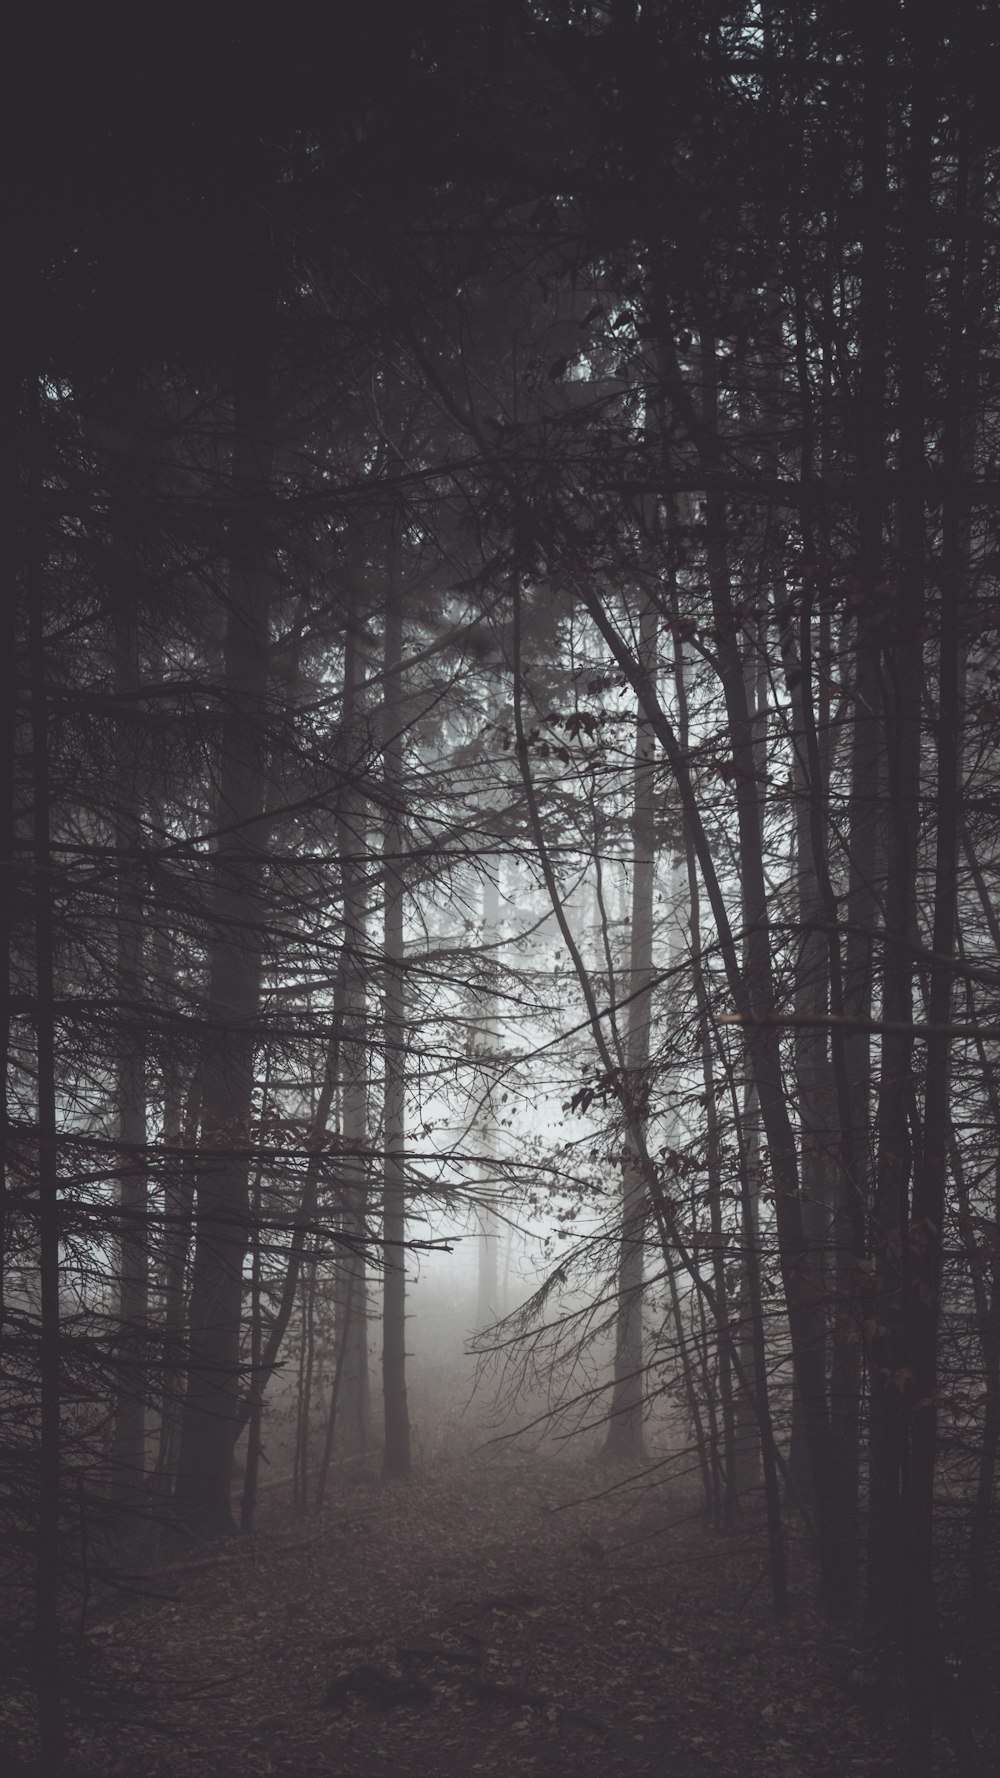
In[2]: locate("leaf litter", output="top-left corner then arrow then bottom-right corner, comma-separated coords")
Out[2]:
87,1452 -> 915,1778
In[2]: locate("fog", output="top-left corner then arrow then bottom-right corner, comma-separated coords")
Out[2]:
7,5 -> 999,1774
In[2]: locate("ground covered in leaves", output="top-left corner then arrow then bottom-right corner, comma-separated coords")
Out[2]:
41,1444 -> 950,1778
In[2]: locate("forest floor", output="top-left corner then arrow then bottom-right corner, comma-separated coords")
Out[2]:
51,1438 -> 966,1778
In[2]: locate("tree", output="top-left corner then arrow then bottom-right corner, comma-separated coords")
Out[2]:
173,356 -> 276,1539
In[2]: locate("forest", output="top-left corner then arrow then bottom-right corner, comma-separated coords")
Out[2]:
7,2 -> 1000,1774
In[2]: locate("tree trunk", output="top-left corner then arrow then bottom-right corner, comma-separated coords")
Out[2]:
293,1250 -> 318,1517
674,623 -> 737,1519
152,1065 -> 199,1505
173,365 -> 274,1538
898,42 -> 966,1763
381,583 -> 411,1480
26,373 -> 66,1766
475,866 -> 502,1332
239,1055 -> 271,1534
786,608 -> 837,1515
110,599 -> 149,1510
866,8 -> 931,1652
336,624 -> 371,1459
605,598 -> 656,1461
0,373 -> 16,1357
734,1091 -> 764,1504
822,2 -> 890,1630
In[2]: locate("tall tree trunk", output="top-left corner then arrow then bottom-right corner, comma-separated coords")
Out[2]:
173,365 -> 274,1539
676,771 -> 737,1515
675,621 -> 737,1516
786,613 -> 837,1513
293,1249 -> 318,1517
734,1091 -> 764,1503
966,1149 -> 1000,1602
153,1065 -> 199,1505
110,599 -> 148,1509
26,371 -> 66,1767
789,107 -> 865,1577
337,624 -> 371,1459
0,372 -> 16,1360
475,865 -> 501,1332
606,599 -> 656,1459
381,582 -> 411,1480
866,5 -> 931,1649
239,1053 -> 271,1533
835,6 -> 890,1619
737,604 -> 769,1507
899,43 -> 969,1764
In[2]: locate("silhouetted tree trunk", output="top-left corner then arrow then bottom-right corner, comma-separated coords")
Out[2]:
866,6 -> 931,1650
153,1064 -> 199,1505
26,371 -> 65,1767
293,1248 -> 319,1516
475,865 -> 502,1333
606,598 -> 656,1460
174,362 -> 274,1538
381,580 -> 411,1479
967,1149 -> 1000,1600
676,629 -> 736,1521
240,1055 -> 271,1533
899,38 -> 968,1763
733,1089 -> 763,1505
0,378 -> 15,1347
827,9 -> 891,1618
786,605 -> 836,1514
337,624 -> 371,1458
110,597 -> 148,1509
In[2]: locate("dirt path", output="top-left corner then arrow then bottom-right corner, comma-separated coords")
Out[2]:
85,1451 -> 897,1778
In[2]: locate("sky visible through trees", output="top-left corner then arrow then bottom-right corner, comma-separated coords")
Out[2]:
8,3 -> 1000,1773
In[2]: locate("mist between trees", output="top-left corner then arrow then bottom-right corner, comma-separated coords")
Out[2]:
7,3 -> 1000,1773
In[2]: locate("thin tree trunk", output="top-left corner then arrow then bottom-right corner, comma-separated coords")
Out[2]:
867,7 -> 931,1658
789,129 -> 865,1578
314,1269 -> 356,1516
727,1077 -> 788,1613
967,1155 -> 1000,1600
174,364 -> 274,1538
153,1067 -> 200,1503
110,599 -> 148,1510
786,613 -> 837,1513
240,1054 -> 272,1533
828,9 -> 891,1616
952,1119 -> 999,1602
292,1259 -> 310,1518
337,624 -> 371,1459
734,1090 -> 764,1503
27,373 -> 65,1766
899,44 -> 967,1762
606,597 -> 656,1461
295,1251 -> 318,1517
0,374 -> 16,1363
737,604 -> 770,1507
674,623 -> 737,1519
381,583 -> 411,1480
475,865 -> 502,1332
